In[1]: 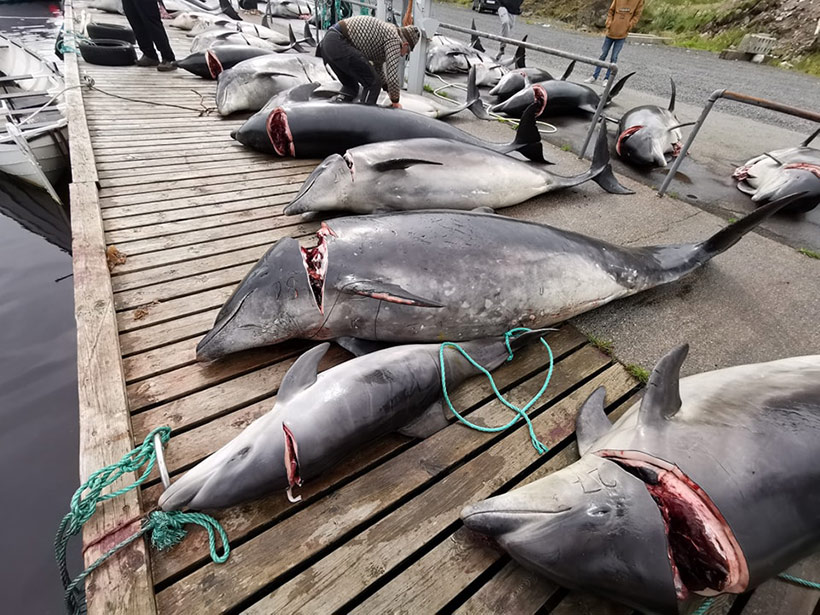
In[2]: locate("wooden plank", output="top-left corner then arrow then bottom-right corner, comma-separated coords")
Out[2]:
152,342 -> 613,611
109,214 -> 303,257
119,308 -> 216,356
146,332 -> 589,585
742,554 -> 820,615
96,151 -> 262,173
95,146 -> 248,164
116,286 -> 234,332
97,158 -> 282,183
356,392 -> 643,615
122,338 -> 200,384
453,562 -> 559,615
66,1 -> 154,611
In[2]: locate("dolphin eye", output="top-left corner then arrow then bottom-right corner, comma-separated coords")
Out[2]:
589,506 -> 611,516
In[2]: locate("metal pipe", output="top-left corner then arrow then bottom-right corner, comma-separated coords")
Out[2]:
579,65 -> 618,158
658,88 -> 820,196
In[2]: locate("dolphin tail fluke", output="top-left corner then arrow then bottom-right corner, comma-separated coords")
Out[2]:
289,24 -> 305,53
303,21 -> 317,46
561,60 -> 576,81
605,71 -> 635,104
647,192 -> 806,281
470,19 -> 486,53
466,66 -> 491,120
514,35 -> 527,68
668,76 -> 676,111
507,101 -> 546,163
546,123 -> 632,195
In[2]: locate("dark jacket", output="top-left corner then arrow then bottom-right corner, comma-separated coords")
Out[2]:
497,0 -> 523,15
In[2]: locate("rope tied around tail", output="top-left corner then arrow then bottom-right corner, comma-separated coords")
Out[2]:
55,426 -> 228,615
439,327 -> 553,454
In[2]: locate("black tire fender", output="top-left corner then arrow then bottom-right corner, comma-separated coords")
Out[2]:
87,22 -> 137,44
78,39 -> 137,67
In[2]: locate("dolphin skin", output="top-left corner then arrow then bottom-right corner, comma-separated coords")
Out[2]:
733,139 -> 820,214
177,45 -> 273,79
617,78 -> 689,168
284,122 -> 631,216
161,330 -> 547,510
461,345 -> 820,614
491,71 -> 635,118
195,194 -> 798,361
215,54 -> 331,115
233,90 -> 545,160
489,67 -> 554,102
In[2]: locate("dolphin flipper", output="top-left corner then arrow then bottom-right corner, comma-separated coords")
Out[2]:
668,76 -> 676,112
398,401 -> 450,438
335,337 -> 393,356
278,342 -> 330,401
337,278 -> 444,307
576,387 -> 611,455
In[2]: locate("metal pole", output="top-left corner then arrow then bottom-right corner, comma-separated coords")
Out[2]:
579,64 -> 617,159
407,1 -> 431,94
658,89 -> 723,197
721,91 -> 820,123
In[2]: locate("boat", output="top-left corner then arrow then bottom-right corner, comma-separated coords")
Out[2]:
0,32 -> 69,203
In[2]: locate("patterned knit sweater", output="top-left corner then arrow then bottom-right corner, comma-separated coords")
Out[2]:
338,16 -> 404,103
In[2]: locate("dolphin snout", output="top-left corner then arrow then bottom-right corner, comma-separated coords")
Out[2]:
230,130 -> 238,140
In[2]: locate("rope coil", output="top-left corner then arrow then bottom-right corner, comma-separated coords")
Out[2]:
55,427 -> 229,615
439,327 -> 553,453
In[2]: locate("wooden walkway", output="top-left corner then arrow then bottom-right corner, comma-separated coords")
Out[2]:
63,2 -> 820,614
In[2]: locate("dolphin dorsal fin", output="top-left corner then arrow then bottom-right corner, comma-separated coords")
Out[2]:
763,152 -> 785,166
514,35 -> 527,68
638,344 -> 689,423
561,60 -> 576,81
576,387 -> 612,455
278,343 -> 330,401
668,76 -> 677,111
801,126 -> 820,148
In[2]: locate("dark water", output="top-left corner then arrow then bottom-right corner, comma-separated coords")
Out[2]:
0,4 -> 81,614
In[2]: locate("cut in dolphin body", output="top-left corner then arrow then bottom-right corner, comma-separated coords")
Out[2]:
233,87 -> 545,160
160,330 -> 548,510
284,122 -> 631,216
462,346 -> 820,614
733,140 -> 820,214
195,193 -> 800,361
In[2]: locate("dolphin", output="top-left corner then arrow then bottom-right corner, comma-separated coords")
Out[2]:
732,130 -> 820,214
263,0 -> 315,20
491,66 -> 635,118
215,54 -> 332,115
160,330 -> 548,510
177,45 -> 273,79
195,193 -> 799,361
461,345 -> 820,614
190,28 -> 290,54
617,78 -> 694,168
284,122 -> 631,216
232,88 -> 545,160
489,58 -> 570,103
169,11 -> 222,31
263,66 -> 489,121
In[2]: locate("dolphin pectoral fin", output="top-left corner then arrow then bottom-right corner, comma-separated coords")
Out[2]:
471,206 -> 496,214
398,401 -> 450,438
372,158 -> 444,172
763,152 -> 785,166
560,60 -> 576,81
576,387 -> 612,455
337,278 -> 444,308
278,342 -> 331,402
668,76 -> 676,111
638,344 -> 689,424
335,337 -> 393,357
667,122 -> 696,132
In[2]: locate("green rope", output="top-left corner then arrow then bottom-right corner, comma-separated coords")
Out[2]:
55,427 -> 229,615
439,327 -> 553,454
778,572 -> 820,590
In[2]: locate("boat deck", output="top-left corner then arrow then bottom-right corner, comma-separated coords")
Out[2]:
63,2 -> 820,614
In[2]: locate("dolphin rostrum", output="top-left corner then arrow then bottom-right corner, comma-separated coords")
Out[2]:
195,193 -> 800,361
461,346 -> 820,614
284,121 -> 632,216
160,330 -> 548,510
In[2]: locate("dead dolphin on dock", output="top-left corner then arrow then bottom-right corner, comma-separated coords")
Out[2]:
617,78 -> 693,168
177,45 -> 273,79
161,330 -> 548,510
733,130 -> 820,214
215,54 -> 332,115
263,0 -> 315,20
190,27 -> 290,54
461,346 -> 820,614
489,57 -> 571,103
491,63 -> 635,118
284,122 -> 631,216
195,193 -> 799,361
232,88 -> 544,159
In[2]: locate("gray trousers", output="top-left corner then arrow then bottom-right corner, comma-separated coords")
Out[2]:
498,7 -> 516,56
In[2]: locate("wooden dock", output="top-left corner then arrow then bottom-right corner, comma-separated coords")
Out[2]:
63,2 -> 820,614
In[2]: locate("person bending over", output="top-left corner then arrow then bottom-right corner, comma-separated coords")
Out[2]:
584,0 -> 644,86
320,16 -> 420,107
123,0 -> 177,71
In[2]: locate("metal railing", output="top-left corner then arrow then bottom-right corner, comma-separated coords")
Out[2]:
429,21 -> 619,158
658,89 -> 820,196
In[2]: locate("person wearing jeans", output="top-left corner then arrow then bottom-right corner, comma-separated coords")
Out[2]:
496,0 -> 522,60
585,0 -> 643,85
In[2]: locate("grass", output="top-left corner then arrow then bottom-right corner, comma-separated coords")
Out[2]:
798,248 -> 820,260
793,53 -> 820,78
728,217 -> 738,224
561,144 -> 572,152
626,364 -> 651,384
587,334 -> 614,356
